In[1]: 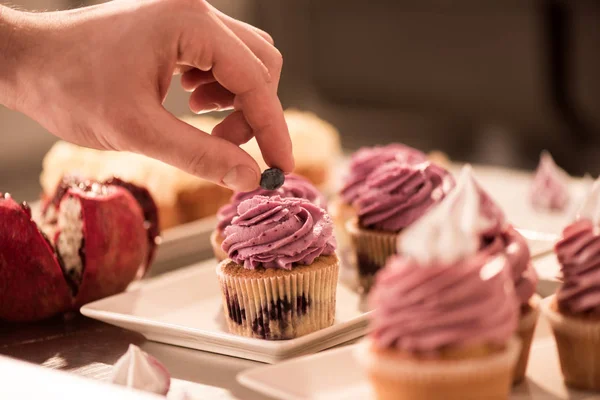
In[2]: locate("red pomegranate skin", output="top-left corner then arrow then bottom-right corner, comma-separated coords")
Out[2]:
0,195 -> 71,321
0,179 -> 154,322
70,187 -> 148,307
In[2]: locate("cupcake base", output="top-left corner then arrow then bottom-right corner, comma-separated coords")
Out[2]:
210,230 -> 228,262
216,255 -> 339,340
356,337 -> 521,400
346,218 -> 398,294
513,294 -> 541,385
542,295 -> 600,391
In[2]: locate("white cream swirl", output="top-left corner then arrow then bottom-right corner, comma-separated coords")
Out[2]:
398,166 -> 498,265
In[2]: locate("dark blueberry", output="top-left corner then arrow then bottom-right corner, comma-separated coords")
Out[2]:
224,289 -> 246,325
20,201 -> 32,218
252,313 -> 270,338
356,254 -> 384,277
296,294 -> 310,315
260,168 -> 285,190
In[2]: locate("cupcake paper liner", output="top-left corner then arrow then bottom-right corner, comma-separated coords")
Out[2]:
346,218 -> 398,293
513,294 -> 541,385
355,337 -> 521,400
542,295 -> 600,390
216,257 -> 339,340
210,230 -> 228,262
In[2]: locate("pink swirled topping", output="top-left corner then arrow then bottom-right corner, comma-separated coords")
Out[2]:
340,144 -> 427,204
501,228 -> 538,306
216,174 -> 326,231
368,254 -> 518,354
222,195 -> 336,270
530,151 -> 570,212
555,219 -> 600,314
399,166 -> 537,307
354,161 -> 454,232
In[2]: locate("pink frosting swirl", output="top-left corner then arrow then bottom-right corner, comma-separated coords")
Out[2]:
555,219 -> 600,314
222,195 -> 336,270
340,144 -> 427,204
470,182 -> 537,306
216,174 -> 326,231
479,222 -> 537,307
502,228 -> 538,306
530,152 -> 570,212
368,254 -> 518,354
354,161 -> 454,232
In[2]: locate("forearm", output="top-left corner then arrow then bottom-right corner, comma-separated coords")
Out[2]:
0,6 -> 38,111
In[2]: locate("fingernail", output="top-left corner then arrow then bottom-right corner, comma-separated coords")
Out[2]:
222,165 -> 259,192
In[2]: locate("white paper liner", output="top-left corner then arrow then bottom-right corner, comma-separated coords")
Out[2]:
541,294 -> 600,390
216,258 -> 339,340
513,294 -> 541,384
354,337 -> 521,381
519,294 -> 541,333
541,295 -> 600,339
345,219 -> 398,293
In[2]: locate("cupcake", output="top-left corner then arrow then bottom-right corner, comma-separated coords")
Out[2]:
530,151 -> 570,212
346,160 -> 454,293
458,169 -> 539,385
216,195 -> 338,340
542,178 -> 600,390
330,145 -> 427,272
211,174 -> 326,261
356,168 -> 520,400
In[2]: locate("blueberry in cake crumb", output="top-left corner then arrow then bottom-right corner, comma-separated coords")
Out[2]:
260,168 -> 285,190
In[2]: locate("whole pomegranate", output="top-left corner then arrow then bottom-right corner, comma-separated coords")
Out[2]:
0,177 -> 159,322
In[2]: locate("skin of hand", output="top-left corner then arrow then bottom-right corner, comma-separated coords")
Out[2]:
0,0 -> 293,192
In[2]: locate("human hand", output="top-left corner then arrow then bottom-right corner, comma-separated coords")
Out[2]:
0,0 -> 293,191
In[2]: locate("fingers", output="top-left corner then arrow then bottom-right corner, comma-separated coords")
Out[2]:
208,4 -> 274,45
212,111 -> 254,146
141,108 -> 260,192
189,81 -> 234,113
181,69 -> 216,92
178,11 -> 293,172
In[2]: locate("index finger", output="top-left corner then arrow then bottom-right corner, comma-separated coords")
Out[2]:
181,12 -> 294,172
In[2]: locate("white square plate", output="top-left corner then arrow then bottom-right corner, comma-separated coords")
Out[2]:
238,336 -> 600,400
81,259 -> 370,364
533,253 -> 562,298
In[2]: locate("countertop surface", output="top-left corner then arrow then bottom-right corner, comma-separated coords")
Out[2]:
0,295 -> 553,400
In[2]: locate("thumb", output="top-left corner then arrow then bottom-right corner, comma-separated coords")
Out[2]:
138,109 -> 261,192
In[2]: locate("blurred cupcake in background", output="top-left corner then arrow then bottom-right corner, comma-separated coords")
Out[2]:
211,174 -> 326,261
530,151 -> 571,212
216,195 -> 338,340
346,160 -> 454,293
356,167 -> 520,400
330,145 -> 427,274
542,177 -> 600,390
440,168 -> 539,385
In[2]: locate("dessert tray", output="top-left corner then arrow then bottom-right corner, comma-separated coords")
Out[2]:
237,336 -> 599,400
81,259 -> 370,364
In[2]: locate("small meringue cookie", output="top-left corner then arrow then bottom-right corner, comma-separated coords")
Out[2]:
111,344 -> 170,395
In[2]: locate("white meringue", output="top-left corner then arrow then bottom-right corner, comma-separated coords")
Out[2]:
110,344 -> 170,395
398,165 -> 493,265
